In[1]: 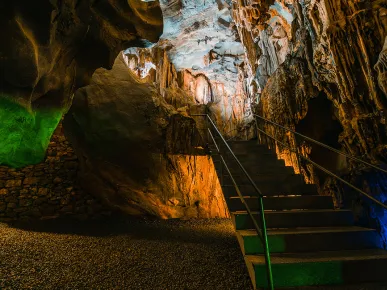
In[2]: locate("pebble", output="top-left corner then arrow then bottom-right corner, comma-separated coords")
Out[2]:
0,217 -> 253,289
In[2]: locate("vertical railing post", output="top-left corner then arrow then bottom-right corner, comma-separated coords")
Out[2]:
259,195 -> 274,289
207,115 -> 224,187
254,116 -> 274,289
292,131 -> 303,179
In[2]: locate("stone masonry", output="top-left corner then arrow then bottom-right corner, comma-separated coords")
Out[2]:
0,123 -> 110,222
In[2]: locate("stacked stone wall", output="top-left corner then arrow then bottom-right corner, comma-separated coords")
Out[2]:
0,123 -> 110,222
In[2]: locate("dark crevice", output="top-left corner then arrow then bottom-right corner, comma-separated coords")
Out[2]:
296,92 -> 344,185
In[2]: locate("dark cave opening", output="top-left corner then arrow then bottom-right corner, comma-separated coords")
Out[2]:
295,92 -> 345,185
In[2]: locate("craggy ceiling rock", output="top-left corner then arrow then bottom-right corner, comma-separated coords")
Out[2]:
232,0 -> 387,166
0,0 -> 163,167
64,53 -> 227,218
232,0 -> 387,240
376,37 -> 387,97
124,0 -> 254,136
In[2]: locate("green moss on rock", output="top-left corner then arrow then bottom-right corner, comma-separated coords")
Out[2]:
0,97 -> 63,168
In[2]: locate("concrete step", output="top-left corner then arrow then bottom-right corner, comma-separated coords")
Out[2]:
213,163 -> 294,176
236,227 -> 380,255
209,142 -> 270,150
211,152 -> 279,164
230,158 -> 285,168
222,183 -> 318,197
213,158 -> 287,170
228,141 -> 266,148
230,147 -> 275,155
222,173 -> 304,188
211,153 -> 283,166
226,195 -> 334,211
232,209 -> 354,230
227,163 -> 294,175
226,141 -> 274,153
245,249 -> 387,288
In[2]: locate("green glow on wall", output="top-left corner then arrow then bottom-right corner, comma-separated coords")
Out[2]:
0,97 -> 63,168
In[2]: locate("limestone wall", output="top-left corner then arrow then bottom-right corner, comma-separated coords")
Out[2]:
0,123 -> 110,222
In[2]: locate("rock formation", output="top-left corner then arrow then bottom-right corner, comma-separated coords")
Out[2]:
61,0 -> 246,217
124,0 -> 253,135
0,0 -> 163,167
1,0 -> 387,224
64,53 -> 227,218
231,0 -> 387,242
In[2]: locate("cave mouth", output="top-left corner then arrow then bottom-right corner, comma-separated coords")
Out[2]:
295,92 -> 345,185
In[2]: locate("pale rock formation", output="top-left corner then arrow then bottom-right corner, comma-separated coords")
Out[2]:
124,0 -> 253,136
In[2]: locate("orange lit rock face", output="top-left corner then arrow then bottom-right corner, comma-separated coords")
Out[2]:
235,0 -> 386,196
64,54 -> 228,218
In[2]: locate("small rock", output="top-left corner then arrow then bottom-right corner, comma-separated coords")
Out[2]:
24,177 -> 39,185
5,180 -> 22,188
0,188 -> 8,195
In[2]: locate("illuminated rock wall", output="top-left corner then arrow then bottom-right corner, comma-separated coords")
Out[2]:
231,0 -> 387,244
63,54 -> 228,218
124,0 -> 254,137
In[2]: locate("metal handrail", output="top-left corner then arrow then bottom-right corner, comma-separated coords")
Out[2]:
192,114 -> 274,289
254,115 -> 387,210
254,114 -> 387,174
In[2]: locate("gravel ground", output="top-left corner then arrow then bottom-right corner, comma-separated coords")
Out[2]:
0,217 -> 253,290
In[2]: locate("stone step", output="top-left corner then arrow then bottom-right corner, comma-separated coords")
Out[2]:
226,195 -> 334,211
228,140 -> 265,148
245,249 -> 387,288
232,209 -> 354,230
236,227 -> 380,255
222,173 -> 304,187
222,183 -> 318,197
211,152 -> 279,164
216,163 -> 294,175
230,147 -> 276,155
213,158 -> 287,171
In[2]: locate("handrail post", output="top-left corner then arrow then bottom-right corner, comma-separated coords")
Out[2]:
259,195 -> 274,289
292,131 -> 304,182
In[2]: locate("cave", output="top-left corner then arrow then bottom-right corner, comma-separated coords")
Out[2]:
295,92 -> 345,184
1,0 -> 387,289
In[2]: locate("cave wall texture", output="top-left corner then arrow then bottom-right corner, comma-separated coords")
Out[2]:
63,53 -> 227,218
231,0 -> 387,243
0,0 -> 163,167
2,0 -> 387,225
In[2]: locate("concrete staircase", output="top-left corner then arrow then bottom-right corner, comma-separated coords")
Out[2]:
211,140 -> 387,289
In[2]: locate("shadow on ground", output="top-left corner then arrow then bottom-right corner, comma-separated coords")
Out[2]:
4,215 -> 237,245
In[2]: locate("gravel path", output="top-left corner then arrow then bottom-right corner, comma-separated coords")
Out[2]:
0,217 -> 253,290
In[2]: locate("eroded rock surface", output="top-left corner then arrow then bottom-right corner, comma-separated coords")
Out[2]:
232,0 -> 387,241
124,0 -> 254,135
0,0 -> 163,167
64,54 -> 227,218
